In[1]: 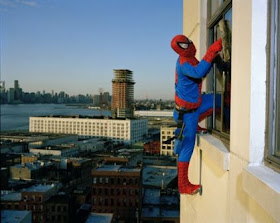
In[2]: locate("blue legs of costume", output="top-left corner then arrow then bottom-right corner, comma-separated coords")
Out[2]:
174,94 -> 220,194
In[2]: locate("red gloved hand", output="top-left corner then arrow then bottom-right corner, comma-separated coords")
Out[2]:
203,38 -> 222,63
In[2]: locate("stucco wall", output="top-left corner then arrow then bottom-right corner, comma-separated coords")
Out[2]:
181,0 -> 279,222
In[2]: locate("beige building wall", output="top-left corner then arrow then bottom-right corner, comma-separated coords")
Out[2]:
181,0 -> 280,223
160,126 -> 176,156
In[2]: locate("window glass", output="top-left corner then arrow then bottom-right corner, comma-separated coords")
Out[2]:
267,0 -> 280,165
207,3 -> 232,138
211,0 -> 224,16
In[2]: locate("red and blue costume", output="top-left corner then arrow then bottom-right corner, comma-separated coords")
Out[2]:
171,35 -> 222,195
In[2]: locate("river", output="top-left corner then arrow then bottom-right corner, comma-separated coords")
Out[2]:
0,104 -> 111,131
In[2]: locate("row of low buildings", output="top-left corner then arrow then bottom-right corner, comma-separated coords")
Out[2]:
0,130 -> 179,223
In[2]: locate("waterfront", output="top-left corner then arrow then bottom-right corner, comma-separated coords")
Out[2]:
0,104 -> 111,131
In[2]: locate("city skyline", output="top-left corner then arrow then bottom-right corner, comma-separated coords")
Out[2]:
1,0 -> 182,100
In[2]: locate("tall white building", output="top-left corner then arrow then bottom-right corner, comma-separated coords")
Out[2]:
179,0 -> 280,222
160,126 -> 176,156
29,116 -> 148,145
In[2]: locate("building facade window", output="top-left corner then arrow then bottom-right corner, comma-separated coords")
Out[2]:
207,0 -> 232,139
266,0 -> 280,167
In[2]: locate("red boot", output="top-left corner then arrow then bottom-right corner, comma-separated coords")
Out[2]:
178,162 -> 201,195
197,125 -> 208,134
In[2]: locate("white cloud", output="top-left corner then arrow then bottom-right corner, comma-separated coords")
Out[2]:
0,0 -> 39,8
15,0 -> 38,7
0,0 -> 16,7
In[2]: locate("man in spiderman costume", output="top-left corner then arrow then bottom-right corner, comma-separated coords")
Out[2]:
171,35 -> 222,195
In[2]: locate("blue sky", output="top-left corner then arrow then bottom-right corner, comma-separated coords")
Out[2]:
1,0 -> 182,99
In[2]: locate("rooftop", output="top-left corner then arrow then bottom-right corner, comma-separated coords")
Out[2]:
142,166 -> 177,188
23,184 -> 56,193
12,161 -> 53,170
141,207 -> 160,218
1,210 -> 31,223
94,165 -> 141,173
161,208 -> 180,218
143,189 -> 160,205
0,131 -> 75,140
1,192 -> 22,201
30,115 -> 137,120
32,145 -> 76,151
142,188 -> 180,219
86,213 -> 113,223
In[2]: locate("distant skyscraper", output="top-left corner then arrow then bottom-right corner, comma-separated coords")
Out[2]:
112,69 -> 135,118
0,81 -> 5,90
14,80 -> 19,89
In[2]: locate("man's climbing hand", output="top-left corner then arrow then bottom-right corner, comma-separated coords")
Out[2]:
203,38 -> 222,63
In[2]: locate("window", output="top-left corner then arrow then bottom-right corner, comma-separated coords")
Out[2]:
207,0 -> 232,139
266,0 -> 280,167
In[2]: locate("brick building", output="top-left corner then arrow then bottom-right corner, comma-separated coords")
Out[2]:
143,141 -> 160,155
1,191 -> 22,210
91,165 -> 142,223
21,184 -> 59,223
45,194 -> 72,223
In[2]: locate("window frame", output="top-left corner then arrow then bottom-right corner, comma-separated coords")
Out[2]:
207,0 -> 232,140
265,0 -> 280,168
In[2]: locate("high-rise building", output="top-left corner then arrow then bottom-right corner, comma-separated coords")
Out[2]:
14,80 -> 19,90
0,81 -> 5,90
112,69 -> 135,118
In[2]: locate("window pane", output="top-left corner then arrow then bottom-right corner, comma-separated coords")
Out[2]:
268,0 -> 280,164
276,0 -> 280,158
275,28 -> 280,157
208,7 -> 232,135
211,0 -> 224,16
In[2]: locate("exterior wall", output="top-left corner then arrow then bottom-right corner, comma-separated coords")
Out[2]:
144,141 -> 160,155
91,168 -> 142,222
160,126 -> 176,156
29,148 -> 62,156
181,0 -> 280,223
29,117 -> 147,144
21,185 -> 59,223
21,156 -> 38,164
45,197 -> 70,223
29,147 -> 78,157
10,166 -> 39,180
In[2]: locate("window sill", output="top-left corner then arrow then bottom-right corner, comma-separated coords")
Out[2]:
242,165 -> 280,222
197,134 -> 230,171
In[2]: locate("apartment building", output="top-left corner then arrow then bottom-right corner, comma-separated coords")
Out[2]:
21,184 -> 59,223
91,165 -> 142,223
29,115 -> 148,145
160,126 -> 176,156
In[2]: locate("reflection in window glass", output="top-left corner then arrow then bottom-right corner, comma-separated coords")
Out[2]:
268,0 -> 280,163
211,0 -> 223,16
208,5 -> 232,137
